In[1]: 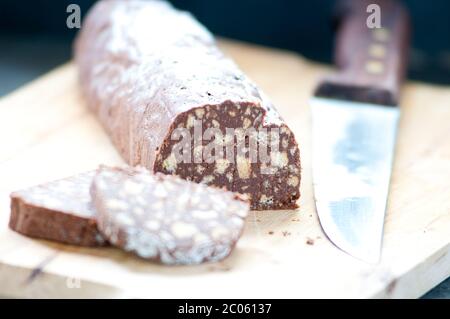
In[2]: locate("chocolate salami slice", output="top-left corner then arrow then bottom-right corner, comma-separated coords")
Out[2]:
9,172 -> 106,247
75,0 -> 301,210
91,166 -> 249,265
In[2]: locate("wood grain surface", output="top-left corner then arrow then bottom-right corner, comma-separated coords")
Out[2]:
0,40 -> 449,298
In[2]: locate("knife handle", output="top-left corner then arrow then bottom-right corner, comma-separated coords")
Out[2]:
314,0 -> 410,106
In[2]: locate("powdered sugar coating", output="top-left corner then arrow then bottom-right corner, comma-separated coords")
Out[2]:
10,171 -> 107,246
13,172 -> 96,218
75,0 -> 283,169
91,166 -> 249,265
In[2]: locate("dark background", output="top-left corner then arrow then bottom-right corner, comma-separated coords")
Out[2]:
0,0 -> 450,96
0,0 -> 449,298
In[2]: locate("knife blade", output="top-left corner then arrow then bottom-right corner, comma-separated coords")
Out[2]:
311,0 -> 410,263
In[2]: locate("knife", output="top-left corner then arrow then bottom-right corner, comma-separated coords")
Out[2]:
311,0 -> 410,263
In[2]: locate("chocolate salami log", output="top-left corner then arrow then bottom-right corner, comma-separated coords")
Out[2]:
75,0 -> 301,210
9,172 -> 106,247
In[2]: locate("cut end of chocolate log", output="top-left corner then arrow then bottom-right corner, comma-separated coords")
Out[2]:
9,172 -> 107,247
153,101 -> 301,210
91,166 -> 250,265
75,0 -> 301,210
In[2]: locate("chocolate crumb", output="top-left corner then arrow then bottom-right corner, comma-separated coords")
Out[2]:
208,264 -> 232,272
306,237 -> 314,245
386,279 -> 397,294
268,231 -> 274,235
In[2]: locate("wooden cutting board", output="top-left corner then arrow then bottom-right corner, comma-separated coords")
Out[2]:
0,40 -> 449,298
